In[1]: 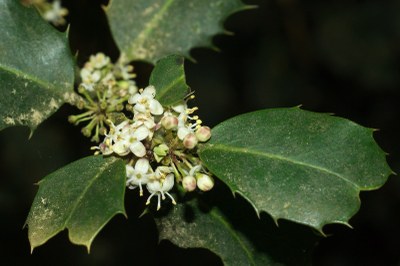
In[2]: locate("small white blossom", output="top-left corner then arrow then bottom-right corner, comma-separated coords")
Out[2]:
146,173 -> 176,210
128,86 -> 163,115
126,159 -> 153,196
80,68 -> 101,85
89,53 -> 110,69
43,0 -> 68,26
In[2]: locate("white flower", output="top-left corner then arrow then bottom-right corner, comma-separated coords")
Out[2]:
89,53 -> 110,69
43,0 -> 68,26
80,68 -> 101,85
126,159 -> 153,196
128,86 -> 163,115
132,113 -> 156,131
112,125 -> 149,157
146,173 -> 176,210
172,104 -> 202,140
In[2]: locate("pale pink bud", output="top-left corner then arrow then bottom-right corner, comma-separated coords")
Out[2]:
183,133 -> 198,149
182,176 -> 197,192
196,173 -> 214,191
161,115 -> 179,130
195,126 -> 211,142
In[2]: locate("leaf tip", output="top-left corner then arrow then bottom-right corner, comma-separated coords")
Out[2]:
85,244 -> 92,254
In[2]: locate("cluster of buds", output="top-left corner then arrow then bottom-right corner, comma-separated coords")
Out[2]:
71,53 -> 215,210
68,53 -> 138,142
31,0 -> 68,26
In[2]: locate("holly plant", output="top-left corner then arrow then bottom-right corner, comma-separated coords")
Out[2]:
0,0 -> 393,265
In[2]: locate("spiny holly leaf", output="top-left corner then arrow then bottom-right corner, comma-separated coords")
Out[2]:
26,156 -> 126,252
155,197 -> 317,265
0,0 -> 75,133
156,201 -> 269,265
199,107 -> 392,232
106,0 -> 251,64
150,55 -> 189,106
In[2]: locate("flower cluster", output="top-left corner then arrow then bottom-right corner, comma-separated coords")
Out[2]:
32,0 -> 68,26
92,86 -> 214,210
71,53 -> 215,210
68,53 -> 138,142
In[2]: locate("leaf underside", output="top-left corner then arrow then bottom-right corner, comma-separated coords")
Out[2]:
155,197 -> 317,266
0,0 -> 75,132
106,0 -> 250,64
199,107 -> 392,231
26,156 -> 126,252
150,55 -> 189,106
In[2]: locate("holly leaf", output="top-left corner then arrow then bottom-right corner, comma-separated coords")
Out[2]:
155,196 -> 317,265
150,55 -> 189,106
26,156 -> 126,252
106,0 -> 250,64
0,0 -> 75,133
198,107 -> 392,232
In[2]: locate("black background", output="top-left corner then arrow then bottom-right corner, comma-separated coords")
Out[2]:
1,0 -> 400,265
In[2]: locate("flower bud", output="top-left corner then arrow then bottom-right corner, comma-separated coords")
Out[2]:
118,80 -> 129,90
196,173 -> 214,191
68,115 -> 78,124
161,115 -> 179,130
182,176 -> 197,192
183,133 -> 198,149
195,126 -> 211,142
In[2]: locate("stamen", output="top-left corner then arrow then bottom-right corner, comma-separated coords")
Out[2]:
146,193 -> 156,205
139,182 -> 143,196
165,192 -> 176,205
157,194 -> 161,210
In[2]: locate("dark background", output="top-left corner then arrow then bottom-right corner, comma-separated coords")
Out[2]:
1,0 -> 399,265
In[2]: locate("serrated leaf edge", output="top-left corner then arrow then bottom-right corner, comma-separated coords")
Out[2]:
27,156 -> 127,253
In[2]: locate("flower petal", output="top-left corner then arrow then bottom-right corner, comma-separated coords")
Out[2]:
143,85 -> 156,98
133,126 -> 149,141
135,158 -> 150,174
128,93 -> 141,105
177,127 -> 190,140
130,141 -> 146,157
150,99 -> 164,115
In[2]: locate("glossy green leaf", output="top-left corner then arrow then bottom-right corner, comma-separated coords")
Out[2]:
199,107 -> 392,231
150,55 -> 189,106
0,0 -> 75,132
155,196 -> 316,265
106,0 -> 250,64
26,156 -> 126,252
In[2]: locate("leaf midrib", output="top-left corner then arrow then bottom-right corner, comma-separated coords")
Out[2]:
127,0 -> 175,54
155,74 -> 185,102
62,158 -> 115,228
210,210 -> 256,265
0,63 -> 58,93
204,143 -> 359,188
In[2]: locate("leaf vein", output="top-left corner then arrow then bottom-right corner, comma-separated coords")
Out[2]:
210,210 -> 256,265
0,63 -> 56,93
63,158 -> 114,228
155,74 -> 185,100
128,0 -> 175,55
208,144 -> 359,188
